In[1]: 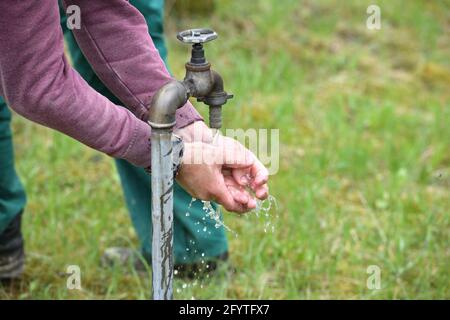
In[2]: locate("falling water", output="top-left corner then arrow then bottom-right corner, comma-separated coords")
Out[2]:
253,194 -> 279,233
201,200 -> 235,234
185,197 -> 235,234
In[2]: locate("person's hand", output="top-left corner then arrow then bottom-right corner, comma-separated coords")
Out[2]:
175,121 -> 269,213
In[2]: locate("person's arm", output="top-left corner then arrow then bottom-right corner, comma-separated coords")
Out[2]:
0,1 -> 268,212
59,0 -> 269,212
61,0 -> 202,126
0,1 -> 152,168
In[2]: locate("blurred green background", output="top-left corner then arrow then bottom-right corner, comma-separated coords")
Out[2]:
1,0 -> 449,299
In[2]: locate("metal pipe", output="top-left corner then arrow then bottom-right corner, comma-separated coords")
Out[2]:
148,80 -> 189,300
148,80 -> 189,128
150,128 -> 174,300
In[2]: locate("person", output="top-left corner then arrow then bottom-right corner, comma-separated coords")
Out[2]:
0,0 -> 269,280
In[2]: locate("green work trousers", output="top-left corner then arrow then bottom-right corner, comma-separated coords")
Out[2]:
0,0 -> 227,263
0,106 -> 26,234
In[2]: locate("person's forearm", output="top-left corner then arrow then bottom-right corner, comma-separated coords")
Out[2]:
0,1 -> 150,168
61,0 -> 203,128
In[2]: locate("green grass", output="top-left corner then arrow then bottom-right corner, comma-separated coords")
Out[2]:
1,0 -> 449,299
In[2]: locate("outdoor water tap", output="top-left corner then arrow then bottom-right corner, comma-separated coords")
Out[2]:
177,28 -> 233,129
148,29 -> 233,130
147,28 -> 233,300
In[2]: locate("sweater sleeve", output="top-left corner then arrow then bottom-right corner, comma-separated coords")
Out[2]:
61,0 -> 203,127
0,0 -> 152,168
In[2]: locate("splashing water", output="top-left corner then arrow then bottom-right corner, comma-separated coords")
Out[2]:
201,200 -> 236,236
184,196 -> 236,235
252,194 -> 279,233
238,171 -> 279,233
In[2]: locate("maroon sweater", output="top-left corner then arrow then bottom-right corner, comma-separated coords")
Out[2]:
0,0 -> 202,169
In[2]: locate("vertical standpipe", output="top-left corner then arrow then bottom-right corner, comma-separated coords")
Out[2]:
148,80 -> 189,300
150,128 -> 174,300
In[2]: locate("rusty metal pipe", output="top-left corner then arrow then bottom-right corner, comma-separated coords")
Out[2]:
148,80 -> 188,300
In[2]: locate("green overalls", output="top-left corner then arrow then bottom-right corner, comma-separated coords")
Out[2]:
0,0 -> 227,264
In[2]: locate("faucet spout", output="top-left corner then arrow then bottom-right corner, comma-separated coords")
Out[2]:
197,70 -> 233,129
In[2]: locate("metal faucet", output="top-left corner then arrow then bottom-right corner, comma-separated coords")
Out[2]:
148,28 -> 233,130
178,28 -> 233,129
147,29 -> 232,300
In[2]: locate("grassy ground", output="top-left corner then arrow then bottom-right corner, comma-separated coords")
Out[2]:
1,0 -> 449,299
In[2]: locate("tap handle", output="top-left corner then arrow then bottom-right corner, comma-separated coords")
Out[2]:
177,28 -> 218,44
